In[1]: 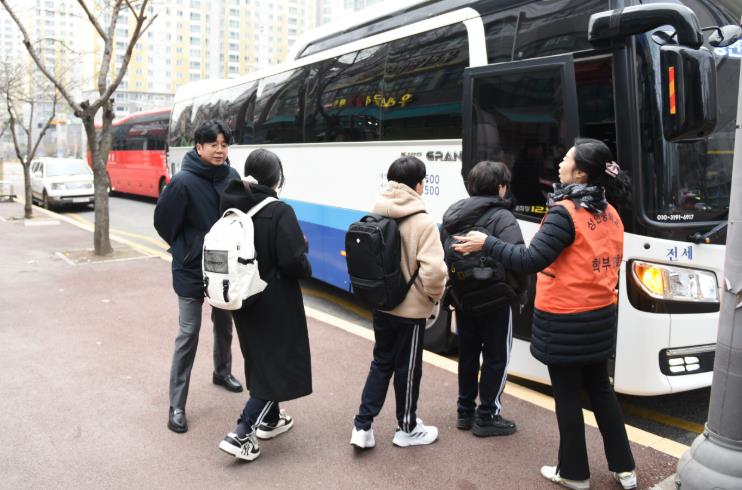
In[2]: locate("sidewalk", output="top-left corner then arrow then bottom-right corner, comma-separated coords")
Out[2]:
0,200 -> 680,489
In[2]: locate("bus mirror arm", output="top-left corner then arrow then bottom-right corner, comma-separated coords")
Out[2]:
588,4 -> 703,49
690,220 -> 728,245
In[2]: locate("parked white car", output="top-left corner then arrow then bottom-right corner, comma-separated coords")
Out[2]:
30,158 -> 95,209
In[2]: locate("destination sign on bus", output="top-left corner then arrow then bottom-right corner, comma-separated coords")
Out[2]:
327,92 -> 413,110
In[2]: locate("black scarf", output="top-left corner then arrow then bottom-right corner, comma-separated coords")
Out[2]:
548,183 -> 607,214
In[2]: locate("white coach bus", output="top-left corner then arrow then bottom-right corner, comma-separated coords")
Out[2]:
167,0 -> 742,396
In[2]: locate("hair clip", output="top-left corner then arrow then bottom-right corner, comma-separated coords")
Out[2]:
605,161 -> 620,178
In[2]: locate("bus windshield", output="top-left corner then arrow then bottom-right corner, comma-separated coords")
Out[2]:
638,2 -> 741,228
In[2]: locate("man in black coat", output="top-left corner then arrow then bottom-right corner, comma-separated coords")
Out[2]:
154,120 -> 243,434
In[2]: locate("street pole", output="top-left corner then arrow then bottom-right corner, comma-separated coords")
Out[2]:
676,55 -> 742,489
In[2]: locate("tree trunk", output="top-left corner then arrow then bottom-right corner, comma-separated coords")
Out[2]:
82,111 -> 112,256
22,160 -> 32,219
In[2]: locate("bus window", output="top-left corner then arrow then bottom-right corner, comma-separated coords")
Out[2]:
112,124 -> 129,151
513,0 -> 609,60
254,69 -> 307,144
230,81 -> 257,144
464,57 -> 579,220
636,34 -> 738,228
169,102 -> 194,147
304,45 -> 386,142
381,23 -> 468,141
482,10 -> 518,63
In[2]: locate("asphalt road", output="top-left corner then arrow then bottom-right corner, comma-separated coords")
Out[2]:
0,155 -> 709,451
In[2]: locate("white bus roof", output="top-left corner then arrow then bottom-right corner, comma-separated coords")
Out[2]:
173,4 -> 480,105
285,0 -> 432,62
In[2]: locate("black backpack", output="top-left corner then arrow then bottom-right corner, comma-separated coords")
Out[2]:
443,208 -> 518,316
345,211 -> 424,310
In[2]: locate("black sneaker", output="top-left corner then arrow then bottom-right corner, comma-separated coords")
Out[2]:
472,414 -> 517,437
456,412 -> 474,430
218,432 -> 261,461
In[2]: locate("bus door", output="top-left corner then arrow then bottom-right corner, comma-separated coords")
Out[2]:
461,54 -> 581,341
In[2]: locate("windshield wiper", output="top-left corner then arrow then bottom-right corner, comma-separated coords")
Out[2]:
690,219 -> 728,244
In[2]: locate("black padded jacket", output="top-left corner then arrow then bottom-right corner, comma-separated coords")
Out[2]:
482,203 -> 618,366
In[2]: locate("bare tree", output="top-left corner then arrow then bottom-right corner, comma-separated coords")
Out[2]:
1,61 -> 58,219
1,0 -> 156,255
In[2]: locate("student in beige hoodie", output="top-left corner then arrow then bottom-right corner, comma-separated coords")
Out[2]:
351,156 -> 448,449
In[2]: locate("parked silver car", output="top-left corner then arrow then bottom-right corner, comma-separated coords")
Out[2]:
30,158 -> 95,209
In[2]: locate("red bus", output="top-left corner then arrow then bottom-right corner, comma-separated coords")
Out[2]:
102,108 -> 171,198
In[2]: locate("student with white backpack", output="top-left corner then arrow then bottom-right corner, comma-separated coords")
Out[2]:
216,149 -> 312,462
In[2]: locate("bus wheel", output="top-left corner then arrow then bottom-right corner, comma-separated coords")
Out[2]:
158,178 -> 166,197
423,307 -> 457,355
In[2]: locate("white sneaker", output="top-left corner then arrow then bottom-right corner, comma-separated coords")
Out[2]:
218,432 -> 261,461
612,470 -> 637,489
256,410 -> 294,440
540,465 -> 590,490
392,418 -> 438,447
350,427 -> 375,449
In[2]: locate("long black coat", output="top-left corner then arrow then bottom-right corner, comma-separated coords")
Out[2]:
220,179 -> 312,401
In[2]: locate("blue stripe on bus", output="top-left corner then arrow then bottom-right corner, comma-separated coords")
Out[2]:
283,199 -> 366,291
283,198 -> 366,231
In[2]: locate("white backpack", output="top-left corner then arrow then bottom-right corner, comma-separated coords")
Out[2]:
202,197 -> 277,310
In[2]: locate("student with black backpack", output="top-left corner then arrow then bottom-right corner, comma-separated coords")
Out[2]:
441,161 -> 526,437
348,156 -> 448,449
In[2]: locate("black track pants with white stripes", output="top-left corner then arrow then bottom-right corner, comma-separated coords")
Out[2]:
354,310 -> 425,433
456,305 -> 513,417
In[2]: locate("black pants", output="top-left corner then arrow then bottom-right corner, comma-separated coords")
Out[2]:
456,306 -> 512,417
548,362 -> 635,480
354,311 -> 425,432
235,396 -> 280,437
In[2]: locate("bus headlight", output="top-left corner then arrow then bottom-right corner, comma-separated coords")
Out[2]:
631,260 -> 718,302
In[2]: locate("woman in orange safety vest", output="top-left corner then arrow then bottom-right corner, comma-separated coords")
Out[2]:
453,138 -> 637,490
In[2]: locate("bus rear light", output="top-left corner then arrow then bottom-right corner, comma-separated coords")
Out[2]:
668,66 -> 677,115
631,260 -> 719,302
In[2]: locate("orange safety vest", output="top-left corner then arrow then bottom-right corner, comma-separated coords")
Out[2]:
535,200 -> 624,315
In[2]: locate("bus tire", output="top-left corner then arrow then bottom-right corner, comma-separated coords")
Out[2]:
424,307 -> 457,355
158,177 -> 166,197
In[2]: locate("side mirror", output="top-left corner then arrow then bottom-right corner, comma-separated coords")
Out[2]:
708,25 -> 742,48
660,45 -> 717,142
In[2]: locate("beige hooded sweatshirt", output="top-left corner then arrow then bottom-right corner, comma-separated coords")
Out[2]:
372,181 -> 448,320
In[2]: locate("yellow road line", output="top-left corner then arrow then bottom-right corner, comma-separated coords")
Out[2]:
31,203 -> 172,262
707,150 -> 734,155
621,402 -> 704,434
67,212 -> 168,250
301,286 -> 372,321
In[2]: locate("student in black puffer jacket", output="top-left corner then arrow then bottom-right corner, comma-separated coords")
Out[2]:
453,139 -> 637,490
441,161 -> 526,437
